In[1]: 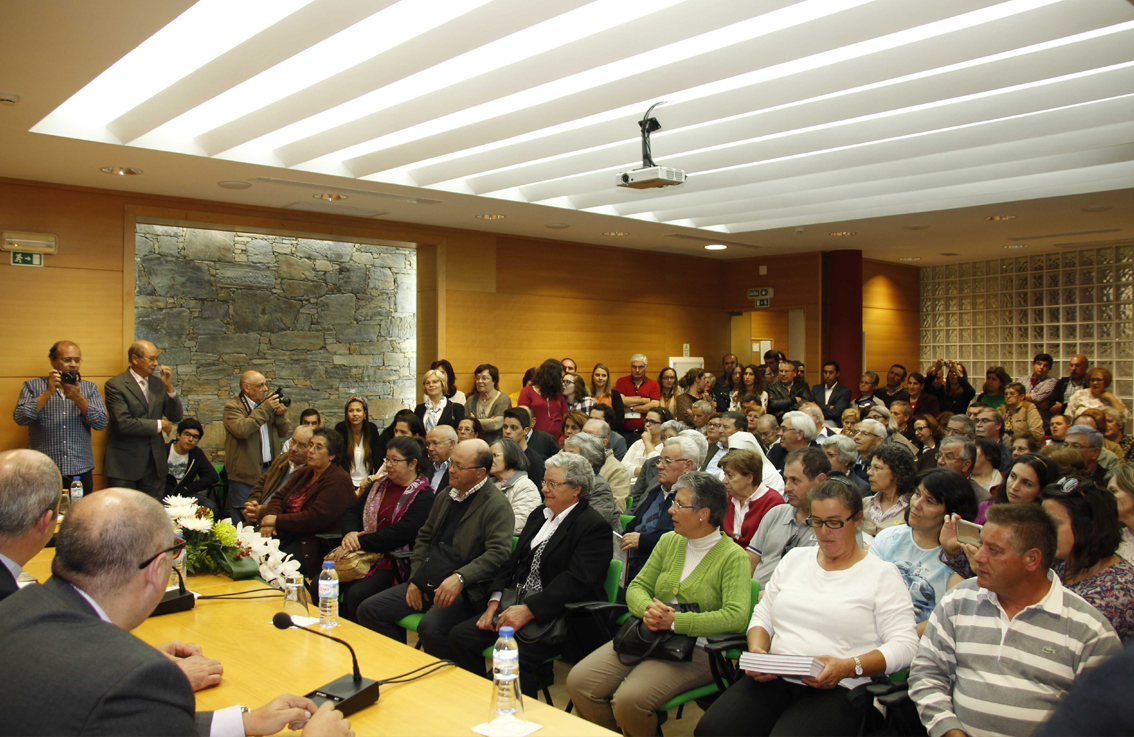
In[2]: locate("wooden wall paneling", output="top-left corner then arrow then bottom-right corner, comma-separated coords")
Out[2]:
662,304 -> 732,370
750,311 -> 791,357
720,253 -> 824,311
416,243 -> 442,383
444,233 -> 496,293
862,259 -> 921,376
0,182 -> 128,272
445,289 -> 498,396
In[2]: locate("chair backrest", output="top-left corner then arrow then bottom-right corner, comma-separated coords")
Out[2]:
604,559 -> 622,603
750,579 -> 759,609
512,536 -> 519,551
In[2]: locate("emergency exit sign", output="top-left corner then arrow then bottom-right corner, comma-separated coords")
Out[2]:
753,298 -> 771,308
10,252 -> 43,267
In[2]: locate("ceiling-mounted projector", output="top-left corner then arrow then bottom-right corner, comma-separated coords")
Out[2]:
617,101 -> 686,190
617,167 -> 687,189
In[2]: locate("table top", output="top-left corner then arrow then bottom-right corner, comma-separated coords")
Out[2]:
22,549 -> 614,737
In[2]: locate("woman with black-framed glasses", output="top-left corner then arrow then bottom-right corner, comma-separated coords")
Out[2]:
698,479 -> 919,737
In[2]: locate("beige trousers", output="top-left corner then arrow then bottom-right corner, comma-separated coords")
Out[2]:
565,643 -> 714,737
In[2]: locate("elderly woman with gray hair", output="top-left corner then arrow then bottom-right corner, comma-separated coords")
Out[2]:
822,434 -> 870,495
568,472 -> 752,737
563,432 -> 624,531
448,451 -> 615,697
488,438 -> 542,534
696,478 -> 919,737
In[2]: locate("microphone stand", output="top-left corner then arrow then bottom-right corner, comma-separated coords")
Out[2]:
273,612 -> 380,715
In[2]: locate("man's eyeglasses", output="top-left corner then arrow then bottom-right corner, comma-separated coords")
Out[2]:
180,432 -> 201,441
805,515 -> 855,529
138,540 -> 186,570
450,462 -> 482,472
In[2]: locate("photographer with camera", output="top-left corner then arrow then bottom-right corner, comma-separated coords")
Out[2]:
13,341 -> 108,497
223,370 -> 290,523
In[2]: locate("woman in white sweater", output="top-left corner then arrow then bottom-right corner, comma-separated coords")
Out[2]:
696,477 -> 919,737
489,438 -> 542,534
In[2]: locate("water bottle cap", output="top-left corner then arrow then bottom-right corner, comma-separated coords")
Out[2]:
323,560 -> 335,569
72,476 -> 80,481
498,626 -> 514,637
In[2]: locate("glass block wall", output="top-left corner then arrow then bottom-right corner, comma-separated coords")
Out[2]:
919,245 -> 1134,409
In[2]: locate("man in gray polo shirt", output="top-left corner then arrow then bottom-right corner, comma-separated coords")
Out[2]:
747,447 -> 829,586
910,503 -> 1119,737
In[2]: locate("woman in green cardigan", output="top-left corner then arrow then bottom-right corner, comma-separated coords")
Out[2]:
567,472 -> 751,737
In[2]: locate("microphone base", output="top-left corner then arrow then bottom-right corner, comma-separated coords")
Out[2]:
149,588 -> 195,617
305,674 -> 379,716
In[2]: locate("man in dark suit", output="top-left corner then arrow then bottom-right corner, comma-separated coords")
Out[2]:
622,436 -> 698,581
448,452 -> 612,696
0,487 -> 351,737
103,340 -> 184,497
816,361 -> 853,426
0,449 -> 61,603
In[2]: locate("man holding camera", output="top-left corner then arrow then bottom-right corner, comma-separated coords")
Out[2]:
224,370 -> 290,522
13,341 -> 108,497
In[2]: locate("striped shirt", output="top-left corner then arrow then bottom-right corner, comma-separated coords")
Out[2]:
12,377 -> 108,476
909,574 -> 1120,737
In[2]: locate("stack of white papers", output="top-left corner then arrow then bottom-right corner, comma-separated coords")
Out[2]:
738,652 -> 825,678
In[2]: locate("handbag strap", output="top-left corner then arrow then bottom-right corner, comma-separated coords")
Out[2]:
616,621 -> 664,666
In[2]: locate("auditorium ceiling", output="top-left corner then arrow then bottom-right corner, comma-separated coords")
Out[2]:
2,0 -> 1134,263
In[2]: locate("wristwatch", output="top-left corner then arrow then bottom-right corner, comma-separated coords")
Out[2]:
853,656 -> 863,677
455,573 -> 465,585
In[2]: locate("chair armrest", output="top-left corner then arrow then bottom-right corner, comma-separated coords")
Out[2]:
315,533 -> 343,541
389,550 -> 413,560
877,689 -> 911,708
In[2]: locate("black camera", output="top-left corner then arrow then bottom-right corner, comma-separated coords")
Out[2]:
267,387 -> 291,408
60,371 -> 79,385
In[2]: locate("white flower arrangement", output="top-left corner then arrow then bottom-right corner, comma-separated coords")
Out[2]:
161,498 -> 299,583
234,522 -> 302,589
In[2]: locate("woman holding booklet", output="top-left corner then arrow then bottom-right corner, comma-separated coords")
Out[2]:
696,477 -> 919,737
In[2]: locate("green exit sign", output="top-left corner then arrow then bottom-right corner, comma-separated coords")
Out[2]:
10,251 -> 43,267
753,298 -> 771,308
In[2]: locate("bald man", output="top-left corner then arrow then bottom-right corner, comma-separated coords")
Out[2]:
224,370 -> 290,522
104,340 -> 183,497
13,341 -> 108,497
0,449 -> 61,602
0,489 -> 353,737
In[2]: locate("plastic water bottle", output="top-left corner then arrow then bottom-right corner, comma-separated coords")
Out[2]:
318,561 -> 338,629
488,626 -> 525,733
69,477 -> 84,504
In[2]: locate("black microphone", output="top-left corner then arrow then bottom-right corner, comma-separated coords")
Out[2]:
149,563 -> 195,617
272,612 -> 379,716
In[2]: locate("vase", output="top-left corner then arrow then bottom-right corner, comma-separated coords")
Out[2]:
220,549 -> 259,580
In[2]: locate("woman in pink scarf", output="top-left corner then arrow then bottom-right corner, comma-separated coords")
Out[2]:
334,436 -> 435,622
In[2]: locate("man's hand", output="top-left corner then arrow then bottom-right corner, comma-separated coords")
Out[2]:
244,500 -> 260,524
497,604 -> 534,632
268,395 -> 287,416
620,532 -> 640,550
477,601 -> 500,631
405,582 -> 424,611
434,573 -> 464,608
46,370 -> 62,394
801,655 -> 854,689
176,654 -> 224,691
301,702 -> 354,737
243,694 -> 319,736
161,419 -> 174,435
159,364 -> 175,392
340,531 -> 361,553
156,640 -> 203,659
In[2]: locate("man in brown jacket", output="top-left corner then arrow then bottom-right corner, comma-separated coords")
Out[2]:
243,425 -> 313,525
223,371 -> 289,522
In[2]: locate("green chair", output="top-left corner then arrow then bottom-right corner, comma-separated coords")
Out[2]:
482,559 -> 624,706
620,514 -> 634,532
212,464 -> 227,512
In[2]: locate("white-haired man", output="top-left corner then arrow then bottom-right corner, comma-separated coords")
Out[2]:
621,436 -> 699,580
615,354 -> 660,443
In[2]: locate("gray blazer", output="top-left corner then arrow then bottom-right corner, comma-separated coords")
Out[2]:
104,370 -> 183,481
0,576 -> 210,735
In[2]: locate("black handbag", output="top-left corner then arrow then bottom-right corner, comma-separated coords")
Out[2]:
612,603 -> 700,665
494,587 -> 568,646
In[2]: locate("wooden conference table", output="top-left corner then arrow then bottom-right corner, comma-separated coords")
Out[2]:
25,550 -> 614,737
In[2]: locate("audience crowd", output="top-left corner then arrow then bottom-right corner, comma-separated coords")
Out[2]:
5,343 -> 1134,737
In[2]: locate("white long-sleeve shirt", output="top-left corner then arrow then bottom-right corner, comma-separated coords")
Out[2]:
750,546 -> 919,688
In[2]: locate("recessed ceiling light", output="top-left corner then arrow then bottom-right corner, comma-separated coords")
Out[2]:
476,214 -> 506,220
314,193 -> 347,201
704,244 -> 727,250
217,180 -> 252,190
604,231 -> 629,236
829,231 -> 856,237
899,257 -> 921,261
545,223 -> 570,229
903,225 -> 930,231
0,91 -> 19,106
100,166 -> 143,176
1003,244 -> 1029,249
985,215 -> 1016,221
1081,206 -> 1112,213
